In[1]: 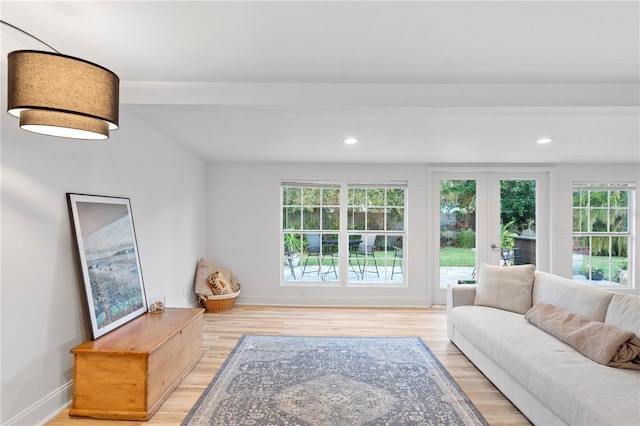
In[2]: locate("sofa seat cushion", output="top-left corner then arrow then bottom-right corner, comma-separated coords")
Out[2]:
450,305 -> 640,426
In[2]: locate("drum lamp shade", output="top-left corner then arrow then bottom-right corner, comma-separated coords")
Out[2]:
7,50 -> 119,140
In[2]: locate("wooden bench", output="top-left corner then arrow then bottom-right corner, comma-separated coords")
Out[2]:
69,307 -> 204,420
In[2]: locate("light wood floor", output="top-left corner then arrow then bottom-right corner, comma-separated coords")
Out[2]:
48,306 -> 531,425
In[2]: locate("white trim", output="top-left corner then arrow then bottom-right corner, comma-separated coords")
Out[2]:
573,182 -> 636,190
281,181 -> 408,287
236,297 -> 428,308
4,381 -> 72,426
281,180 -> 341,188
347,181 -> 408,188
571,182 -> 635,288
429,167 -> 552,304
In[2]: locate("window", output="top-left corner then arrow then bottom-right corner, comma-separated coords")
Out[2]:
281,181 -> 407,285
282,181 -> 340,283
572,182 -> 635,287
347,183 -> 406,284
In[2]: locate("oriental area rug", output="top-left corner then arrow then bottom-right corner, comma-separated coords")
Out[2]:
182,335 -> 488,426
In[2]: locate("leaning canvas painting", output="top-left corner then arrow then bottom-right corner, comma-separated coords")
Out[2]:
67,193 -> 148,340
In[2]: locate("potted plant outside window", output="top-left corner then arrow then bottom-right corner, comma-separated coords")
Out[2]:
585,267 -> 604,281
284,234 -> 303,266
615,262 -> 628,284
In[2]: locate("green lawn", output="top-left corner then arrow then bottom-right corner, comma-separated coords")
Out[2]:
440,248 -> 475,267
439,249 -> 627,279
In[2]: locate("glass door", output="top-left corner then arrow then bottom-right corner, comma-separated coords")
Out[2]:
432,170 -> 549,304
493,177 -> 538,267
439,178 -> 481,285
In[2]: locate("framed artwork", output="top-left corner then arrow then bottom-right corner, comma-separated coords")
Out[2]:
67,193 -> 148,340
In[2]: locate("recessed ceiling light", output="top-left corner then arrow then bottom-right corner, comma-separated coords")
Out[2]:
537,137 -> 553,144
344,137 -> 358,145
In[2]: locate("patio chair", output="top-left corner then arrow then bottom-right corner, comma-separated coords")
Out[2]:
322,238 -> 361,280
346,239 -> 361,280
391,246 -> 403,279
284,251 -> 298,279
354,234 -> 379,278
501,247 -> 522,266
322,256 -> 337,280
321,239 -> 338,280
301,234 -> 322,278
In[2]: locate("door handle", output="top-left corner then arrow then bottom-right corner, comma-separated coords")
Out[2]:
490,244 -> 499,250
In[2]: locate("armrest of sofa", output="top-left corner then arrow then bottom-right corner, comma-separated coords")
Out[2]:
447,284 -> 477,341
447,283 -> 476,311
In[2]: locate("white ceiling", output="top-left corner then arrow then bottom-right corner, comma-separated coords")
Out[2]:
1,1 -> 639,164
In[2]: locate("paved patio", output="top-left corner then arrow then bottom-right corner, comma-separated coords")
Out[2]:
284,261 -> 404,283
284,264 -> 626,287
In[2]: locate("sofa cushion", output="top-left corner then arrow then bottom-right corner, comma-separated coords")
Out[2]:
474,263 -> 535,314
532,271 -> 613,321
605,294 -> 640,336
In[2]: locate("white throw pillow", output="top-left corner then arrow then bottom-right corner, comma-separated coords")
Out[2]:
474,263 -> 536,314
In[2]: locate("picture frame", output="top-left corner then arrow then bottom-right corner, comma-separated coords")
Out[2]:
67,193 -> 148,340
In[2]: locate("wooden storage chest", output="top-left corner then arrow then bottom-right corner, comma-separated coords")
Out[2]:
69,308 -> 204,420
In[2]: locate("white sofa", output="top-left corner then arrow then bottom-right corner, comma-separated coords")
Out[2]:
447,268 -> 640,426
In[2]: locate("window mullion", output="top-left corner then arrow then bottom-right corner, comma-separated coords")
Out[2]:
338,181 -> 348,284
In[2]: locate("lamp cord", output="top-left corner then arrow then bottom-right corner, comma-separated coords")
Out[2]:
1,19 -> 61,54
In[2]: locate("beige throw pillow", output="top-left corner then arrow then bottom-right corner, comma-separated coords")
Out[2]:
474,263 -> 536,314
195,258 -> 215,296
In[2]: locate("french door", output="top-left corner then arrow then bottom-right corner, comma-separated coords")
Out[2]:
431,170 -> 549,305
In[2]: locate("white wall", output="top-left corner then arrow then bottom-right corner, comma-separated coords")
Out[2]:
207,162 -> 429,307
207,162 -> 640,311
0,110 -> 207,425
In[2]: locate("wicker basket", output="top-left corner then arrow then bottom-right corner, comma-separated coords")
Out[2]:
202,290 -> 241,313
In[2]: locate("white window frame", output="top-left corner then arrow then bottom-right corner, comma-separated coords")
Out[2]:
281,181 -> 341,284
281,180 -> 407,287
346,182 -> 407,286
572,182 -> 635,288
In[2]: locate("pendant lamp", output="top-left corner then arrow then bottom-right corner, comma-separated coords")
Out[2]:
7,50 -> 119,140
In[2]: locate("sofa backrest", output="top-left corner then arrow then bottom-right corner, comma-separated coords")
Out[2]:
532,271 -> 613,322
605,294 -> 640,336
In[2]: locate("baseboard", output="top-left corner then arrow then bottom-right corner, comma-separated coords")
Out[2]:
4,381 -> 72,426
237,295 -> 429,307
